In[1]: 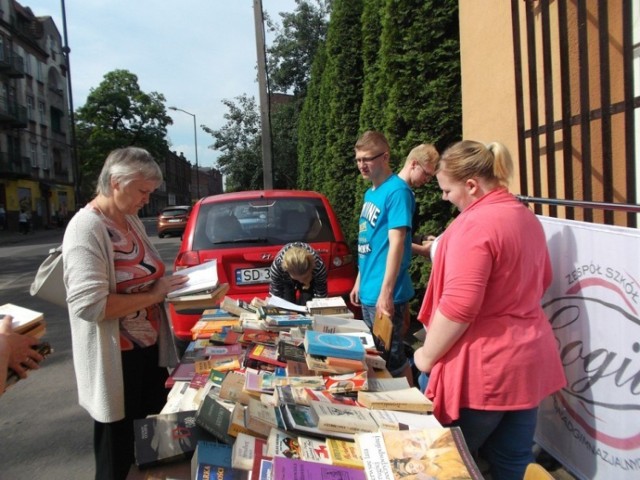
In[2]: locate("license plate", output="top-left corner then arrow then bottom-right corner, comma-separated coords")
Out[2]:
236,267 -> 271,285
168,218 -> 182,223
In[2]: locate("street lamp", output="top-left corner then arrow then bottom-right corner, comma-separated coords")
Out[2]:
168,106 -> 200,200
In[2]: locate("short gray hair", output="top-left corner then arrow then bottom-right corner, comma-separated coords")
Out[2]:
96,147 -> 163,196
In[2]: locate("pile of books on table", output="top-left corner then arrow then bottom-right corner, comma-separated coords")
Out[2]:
131,295 -> 482,480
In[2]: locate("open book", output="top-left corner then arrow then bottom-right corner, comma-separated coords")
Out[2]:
167,260 -> 219,299
0,303 -> 45,335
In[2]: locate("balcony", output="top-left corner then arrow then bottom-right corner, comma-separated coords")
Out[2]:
0,152 -> 31,177
0,52 -> 25,78
0,101 -> 27,128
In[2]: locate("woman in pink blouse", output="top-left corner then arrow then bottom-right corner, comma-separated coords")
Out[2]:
414,140 -> 565,480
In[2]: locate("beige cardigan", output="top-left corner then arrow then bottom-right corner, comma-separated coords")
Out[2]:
63,207 -> 178,423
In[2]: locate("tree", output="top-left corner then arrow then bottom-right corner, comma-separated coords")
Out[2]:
203,1 -> 332,192
75,69 -> 172,196
201,95 -> 262,192
267,0 -> 332,96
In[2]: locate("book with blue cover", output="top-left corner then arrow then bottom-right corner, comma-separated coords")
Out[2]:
303,331 -> 366,360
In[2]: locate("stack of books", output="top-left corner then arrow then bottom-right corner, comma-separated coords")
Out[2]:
131,294 -> 482,480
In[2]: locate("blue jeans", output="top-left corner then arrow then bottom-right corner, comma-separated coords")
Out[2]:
361,303 -> 409,377
447,407 -> 538,480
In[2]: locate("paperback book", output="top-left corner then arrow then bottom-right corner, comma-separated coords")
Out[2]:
379,427 -> 483,480
133,410 -> 212,468
272,456 -> 366,480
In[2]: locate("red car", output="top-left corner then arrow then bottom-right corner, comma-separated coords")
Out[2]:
170,190 -> 357,342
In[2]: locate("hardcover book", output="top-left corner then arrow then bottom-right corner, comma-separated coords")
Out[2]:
357,387 -> 434,413
271,457 -> 366,480
304,331 -> 365,361
133,410 -> 212,468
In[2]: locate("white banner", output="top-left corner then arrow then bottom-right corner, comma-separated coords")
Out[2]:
536,216 -> 640,480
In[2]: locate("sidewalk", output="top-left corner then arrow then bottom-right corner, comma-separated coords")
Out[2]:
0,225 -> 65,247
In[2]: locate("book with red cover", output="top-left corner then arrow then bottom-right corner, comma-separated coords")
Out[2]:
248,344 -> 287,368
240,329 -> 278,346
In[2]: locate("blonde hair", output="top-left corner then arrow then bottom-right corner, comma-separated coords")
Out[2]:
406,143 -> 439,169
439,140 -> 513,187
355,130 -> 390,153
282,247 -> 315,277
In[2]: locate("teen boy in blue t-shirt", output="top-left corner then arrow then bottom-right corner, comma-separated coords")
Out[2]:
349,130 -> 414,384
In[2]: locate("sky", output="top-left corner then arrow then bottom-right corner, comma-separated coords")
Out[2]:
23,0 -> 299,170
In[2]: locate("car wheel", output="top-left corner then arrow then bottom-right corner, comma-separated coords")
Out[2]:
158,233 -> 165,238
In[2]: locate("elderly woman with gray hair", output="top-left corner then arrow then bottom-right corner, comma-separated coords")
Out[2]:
63,147 -> 188,480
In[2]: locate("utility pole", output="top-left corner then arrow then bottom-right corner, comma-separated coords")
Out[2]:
60,0 -> 81,210
253,0 -> 273,190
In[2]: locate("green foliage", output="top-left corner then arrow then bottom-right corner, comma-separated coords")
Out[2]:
198,0 -> 462,316
75,69 -> 172,197
316,0 -> 365,247
201,95 -> 262,192
267,0 -> 332,96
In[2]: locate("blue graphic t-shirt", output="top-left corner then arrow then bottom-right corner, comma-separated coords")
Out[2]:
358,174 -> 414,305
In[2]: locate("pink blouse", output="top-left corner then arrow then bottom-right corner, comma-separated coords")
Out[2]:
92,206 -> 165,350
417,188 -> 565,424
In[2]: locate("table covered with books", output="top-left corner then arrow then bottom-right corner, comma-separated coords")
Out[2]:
126,294 -> 482,480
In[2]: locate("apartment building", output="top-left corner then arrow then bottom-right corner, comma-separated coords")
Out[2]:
0,0 -> 74,231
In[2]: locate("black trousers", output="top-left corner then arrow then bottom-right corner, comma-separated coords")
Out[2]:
93,344 -> 168,480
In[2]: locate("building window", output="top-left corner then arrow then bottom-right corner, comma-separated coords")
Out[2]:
50,106 -> 63,133
24,52 -> 31,76
36,60 -> 43,82
41,145 -> 49,170
27,96 -> 34,121
38,101 -> 45,124
30,142 -> 37,167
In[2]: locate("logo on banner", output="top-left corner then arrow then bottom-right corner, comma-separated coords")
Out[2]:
544,264 -> 640,453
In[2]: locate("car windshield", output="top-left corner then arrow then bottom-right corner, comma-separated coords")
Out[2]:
192,197 -> 335,249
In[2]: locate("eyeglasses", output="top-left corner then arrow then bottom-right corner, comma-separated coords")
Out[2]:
418,163 -> 434,180
355,151 -> 386,164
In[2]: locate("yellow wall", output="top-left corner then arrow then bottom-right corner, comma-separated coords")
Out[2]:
459,1 -> 631,225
